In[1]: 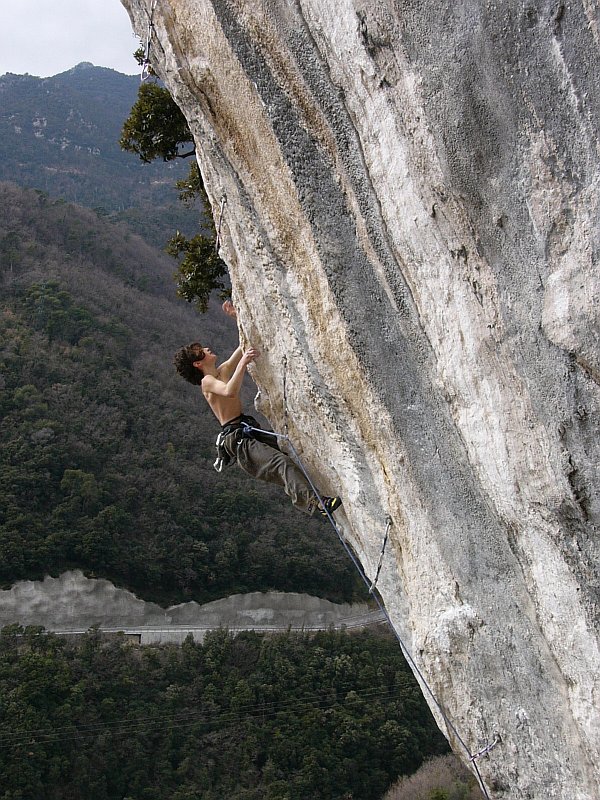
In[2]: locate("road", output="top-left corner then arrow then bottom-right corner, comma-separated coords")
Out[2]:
0,571 -> 386,644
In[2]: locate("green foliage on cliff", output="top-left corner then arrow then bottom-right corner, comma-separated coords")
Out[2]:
119,83 -> 195,163
119,82 -> 230,311
0,627 -> 449,800
0,182 -> 364,605
166,229 -> 229,312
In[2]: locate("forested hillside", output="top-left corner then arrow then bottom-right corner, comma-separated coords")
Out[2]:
0,182 -> 363,605
0,64 -> 197,246
0,626 -> 449,800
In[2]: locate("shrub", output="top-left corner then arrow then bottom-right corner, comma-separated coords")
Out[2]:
384,753 -> 485,800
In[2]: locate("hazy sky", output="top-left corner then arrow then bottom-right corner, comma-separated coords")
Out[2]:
0,0 -> 140,78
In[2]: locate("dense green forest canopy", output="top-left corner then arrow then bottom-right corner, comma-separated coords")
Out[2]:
0,626 -> 449,800
0,182 -> 364,605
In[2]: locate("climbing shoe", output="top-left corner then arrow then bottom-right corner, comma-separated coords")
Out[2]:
319,496 -> 342,517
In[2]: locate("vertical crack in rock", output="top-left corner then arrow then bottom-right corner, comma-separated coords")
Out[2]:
121,2 -> 600,797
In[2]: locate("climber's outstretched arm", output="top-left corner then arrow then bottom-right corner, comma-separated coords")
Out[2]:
218,346 -> 243,379
218,300 -> 243,379
203,348 -> 259,398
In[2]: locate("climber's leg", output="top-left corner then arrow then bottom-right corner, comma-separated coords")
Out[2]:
235,437 -> 317,514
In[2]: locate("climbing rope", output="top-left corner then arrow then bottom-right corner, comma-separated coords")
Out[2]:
240,420 -> 497,800
470,735 -> 501,763
141,0 -> 158,81
281,355 -> 289,434
215,195 -> 227,253
369,515 -> 392,594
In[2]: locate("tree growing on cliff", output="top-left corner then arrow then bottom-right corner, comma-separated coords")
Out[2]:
119,83 -> 194,163
165,228 -> 228,313
120,81 -> 229,310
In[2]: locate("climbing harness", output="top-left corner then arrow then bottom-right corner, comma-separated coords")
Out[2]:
213,415 -> 248,472
369,515 -> 391,594
213,431 -> 234,472
215,195 -> 227,253
141,0 -> 158,81
213,414 -> 280,473
235,418 -> 497,800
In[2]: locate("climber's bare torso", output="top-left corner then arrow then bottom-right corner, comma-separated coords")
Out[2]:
193,341 -> 257,431
201,353 -> 245,425
200,349 -> 260,424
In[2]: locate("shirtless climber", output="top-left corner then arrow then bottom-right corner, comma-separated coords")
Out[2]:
174,300 -> 342,517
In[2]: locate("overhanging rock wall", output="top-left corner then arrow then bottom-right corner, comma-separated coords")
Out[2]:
121,2 -> 600,797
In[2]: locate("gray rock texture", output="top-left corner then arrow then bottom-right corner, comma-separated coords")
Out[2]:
121,2 -> 600,798
0,571 -> 380,643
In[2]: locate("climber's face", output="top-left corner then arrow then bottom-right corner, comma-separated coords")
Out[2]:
193,346 -> 216,368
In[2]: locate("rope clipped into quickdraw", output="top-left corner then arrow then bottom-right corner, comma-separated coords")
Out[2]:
141,0 -> 158,81
369,515 -> 392,594
215,195 -> 227,253
470,735 -> 501,763
238,418 -> 498,800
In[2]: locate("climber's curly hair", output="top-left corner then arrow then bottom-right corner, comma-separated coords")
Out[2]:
174,342 -> 205,385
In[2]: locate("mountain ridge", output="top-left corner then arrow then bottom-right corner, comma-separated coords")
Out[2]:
0,63 -> 197,245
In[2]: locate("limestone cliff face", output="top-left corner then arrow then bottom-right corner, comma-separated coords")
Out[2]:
121,2 -> 600,797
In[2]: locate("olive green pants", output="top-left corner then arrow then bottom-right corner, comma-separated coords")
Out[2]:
222,428 -> 316,514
